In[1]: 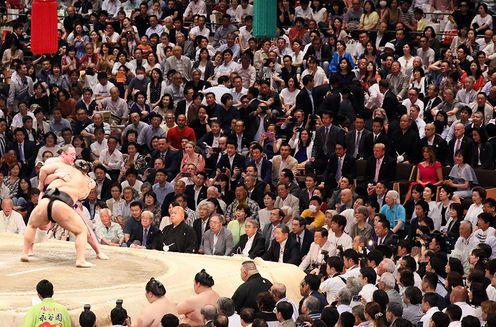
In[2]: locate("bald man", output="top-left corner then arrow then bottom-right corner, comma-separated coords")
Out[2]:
448,286 -> 477,319
153,206 -> 197,253
99,86 -> 128,124
420,123 -> 447,166
270,283 -> 299,321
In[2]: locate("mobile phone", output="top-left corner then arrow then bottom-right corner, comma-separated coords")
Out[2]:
182,172 -> 191,177
352,295 -> 362,302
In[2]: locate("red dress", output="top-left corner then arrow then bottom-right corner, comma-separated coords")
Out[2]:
412,161 -> 441,186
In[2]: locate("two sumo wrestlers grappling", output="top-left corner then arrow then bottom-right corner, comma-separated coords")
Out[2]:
20,145 -> 108,267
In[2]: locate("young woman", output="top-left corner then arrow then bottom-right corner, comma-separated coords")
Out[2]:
180,141 -> 205,173
465,187 -> 486,230
5,162 -> 21,198
258,192 -> 276,230
280,76 -> 300,114
146,68 -> 167,108
441,202 -> 462,240
288,128 -> 314,169
188,105 -> 211,140
398,43 -> 414,77
445,150 -> 478,199
410,67 -> 427,98
422,184 -> 442,231
471,128 -> 494,170
301,55 -> 328,87
359,0 -> 379,30
192,48 -> 215,82
329,40 -> 354,74
436,185 -> 454,227
334,57 -> 355,88
471,3 -> 493,34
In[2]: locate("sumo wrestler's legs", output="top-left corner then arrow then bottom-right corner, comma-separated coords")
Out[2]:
75,206 -> 108,260
21,200 -> 50,261
52,201 -> 94,268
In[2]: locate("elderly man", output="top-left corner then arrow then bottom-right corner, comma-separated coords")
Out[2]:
299,228 -> 333,272
0,198 -> 25,234
450,286 -> 477,319
154,206 -> 197,253
200,215 -> 234,256
232,261 -> 273,312
231,218 -> 266,259
379,190 -> 406,234
22,160 -> 99,267
194,202 -> 214,247
271,283 -> 299,321
127,211 -> 160,249
225,185 -> 260,222
95,208 -> 123,246
99,87 -> 128,125
262,224 -> 300,265
164,46 -> 192,81
379,272 -> 402,305
197,186 -> 227,214
452,220 -> 479,274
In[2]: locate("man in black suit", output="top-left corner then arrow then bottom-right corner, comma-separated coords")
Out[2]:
290,218 -> 314,258
175,86 -> 195,122
12,128 -> 36,178
446,122 -> 474,166
346,115 -> 371,159
370,217 -> 394,249
243,174 -> 266,208
93,164 -> 113,201
295,75 -> 316,117
226,120 -> 251,153
363,117 -> 391,159
245,103 -> 275,141
231,218 -> 266,258
193,201 -> 212,249
379,79 -> 404,125
262,224 -> 300,265
231,260 -> 273,312
149,137 -> 180,181
184,172 -> 208,210
307,111 -> 345,175
323,142 -> 356,193
390,114 -> 421,164
216,141 -> 246,183
423,84 -> 443,122
364,143 -> 397,191
126,211 -> 160,249
420,123 -> 448,165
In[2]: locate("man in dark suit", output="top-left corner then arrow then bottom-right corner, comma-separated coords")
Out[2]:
420,123 -> 448,165
175,86 -> 195,122
93,164 -> 113,201
246,143 -> 272,185
231,260 -> 273,312
231,219 -> 266,258
243,174 -> 266,208
323,142 -> 356,193
245,103 -> 276,140
12,128 -> 36,178
379,79 -> 404,125
363,117 -> 391,159
364,143 -> 397,190
307,111 -> 345,175
346,115 -> 371,159
423,84 -> 443,122
184,172 -> 208,210
289,218 -> 314,258
126,211 -> 160,249
390,114 -> 421,164
262,208 -> 283,249
295,75 -> 316,117
446,122 -> 474,166
262,224 -> 300,265
216,141 -> 246,183
193,202 -> 212,249
369,217 -> 394,249
226,120 -> 251,153
149,137 -> 180,181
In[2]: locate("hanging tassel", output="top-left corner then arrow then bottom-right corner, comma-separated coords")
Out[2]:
31,0 -> 58,55
253,0 -> 277,38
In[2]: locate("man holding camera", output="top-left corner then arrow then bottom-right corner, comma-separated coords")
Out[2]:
299,228 -> 333,272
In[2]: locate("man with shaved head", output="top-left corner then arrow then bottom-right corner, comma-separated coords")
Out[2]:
270,283 -> 299,321
154,206 -> 197,253
99,86 -> 128,124
420,123 -> 448,165
450,286 -> 477,319
232,261 -> 272,312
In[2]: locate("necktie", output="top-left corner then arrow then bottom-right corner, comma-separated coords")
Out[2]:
143,228 -> 149,247
378,237 -> 382,245
374,159 -> 381,183
354,130 -> 361,157
336,157 -> 343,182
426,98 -> 433,112
279,246 -> 284,263
374,134 -> 378,143
18,143 -> 25,162
296,235 -> 301,250
324,127 -> 330,155
454,139 -> 461,161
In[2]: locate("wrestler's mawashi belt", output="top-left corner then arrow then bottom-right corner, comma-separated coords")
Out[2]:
42,188 -> 76,223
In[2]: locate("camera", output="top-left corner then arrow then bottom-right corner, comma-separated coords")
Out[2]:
182,172 -> 191,177
220,167 -> 227,173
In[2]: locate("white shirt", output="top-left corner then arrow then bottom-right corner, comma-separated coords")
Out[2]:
90,139 -> 108,160
342,265 -> 361,279
451,302 -> 477,320
327,231 -> 353,256
278,239 -> 287,262
242,234 -> 256,257
99,148 -> 123,170
466,204 -> 484,230
358,283 -> 378,302
420,307 -> 439,327
321,274 -> 346,303
0,210 -> 25,234
299,240 -> 334,271
487,284 -> 496,301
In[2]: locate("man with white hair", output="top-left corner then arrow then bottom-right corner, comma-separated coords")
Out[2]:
335,288 -> 352,314
127,210 -> 160,249
95,208 -> 124,246
197,186 -> 227,214
379,272 -> 402,305
377,258 -> 396,277
379,190 -> 405,234
0,198 -> 25,234
452,220 -> 479,274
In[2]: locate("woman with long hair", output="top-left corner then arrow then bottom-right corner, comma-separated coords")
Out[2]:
193,48 -> 215,82
153,94 -> 174,117
289,128 -> 314,169
422,184 -> 442,231
471,128 -> 494,169
398,43 -> 414,77
410,67 -> 427,98
147,68 -> 167,108
441,202 -> 462,240
365,302 -> 386,327
280,76 -> 300,114
359,0 -> 379,30
180,141 -> 205,173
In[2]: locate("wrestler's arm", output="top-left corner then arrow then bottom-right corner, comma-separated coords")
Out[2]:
38,163 -> 66,198
177,298 -> 195,317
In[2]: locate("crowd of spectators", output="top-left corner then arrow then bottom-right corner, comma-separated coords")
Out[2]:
3,0 -> 496,325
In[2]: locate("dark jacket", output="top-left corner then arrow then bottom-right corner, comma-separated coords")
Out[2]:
232,272 -> 273,312
262,237 -> 301,265
231,232 -> 266,259
323,153 -> 356,192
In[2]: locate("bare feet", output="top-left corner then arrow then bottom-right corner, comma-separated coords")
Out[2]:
20,255 -> 30,262
97,252 -> 109,260
76,261 -> 95,268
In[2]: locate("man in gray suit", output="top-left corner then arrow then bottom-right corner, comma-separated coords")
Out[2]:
200,215 -> 234,256
261,208 -> 283,249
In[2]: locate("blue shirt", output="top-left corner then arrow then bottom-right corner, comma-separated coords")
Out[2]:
380,204 -> 406,230
152,182 -> 174,205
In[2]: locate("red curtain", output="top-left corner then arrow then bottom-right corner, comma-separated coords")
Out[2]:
31,0 -> 58,55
